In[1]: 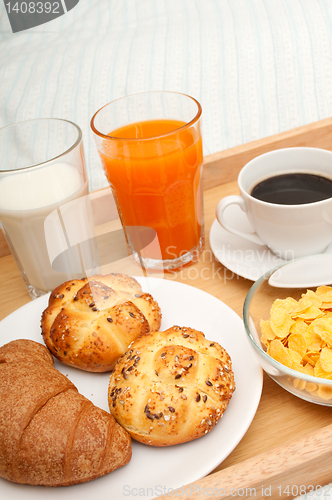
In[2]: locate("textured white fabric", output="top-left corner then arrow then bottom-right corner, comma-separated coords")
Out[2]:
1,0 -> 332,193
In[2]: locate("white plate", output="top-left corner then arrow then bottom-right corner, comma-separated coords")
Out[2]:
210,206 -> 332,281
0,278 -> 262,500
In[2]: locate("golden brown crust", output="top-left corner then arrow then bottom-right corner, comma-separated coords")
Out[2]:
41,273 -> 162,372
108,326 -> 235,446
0,339 -> 131,486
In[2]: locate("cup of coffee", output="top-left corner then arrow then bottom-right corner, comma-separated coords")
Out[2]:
216,147 -> 332,260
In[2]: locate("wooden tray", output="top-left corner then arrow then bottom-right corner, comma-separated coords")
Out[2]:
3,118 -> 332,498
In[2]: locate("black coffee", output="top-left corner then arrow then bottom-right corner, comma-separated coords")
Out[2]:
251,172 -> 332,205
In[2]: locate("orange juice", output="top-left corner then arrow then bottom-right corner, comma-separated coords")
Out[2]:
98,119 -> 204,262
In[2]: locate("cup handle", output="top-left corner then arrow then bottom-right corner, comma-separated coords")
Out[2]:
215,195 -> 265,245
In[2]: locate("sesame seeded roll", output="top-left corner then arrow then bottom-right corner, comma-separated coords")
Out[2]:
41,273 -> 162,372
108,326 -> 235,446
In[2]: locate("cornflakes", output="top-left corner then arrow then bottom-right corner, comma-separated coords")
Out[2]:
288,333 -> 307,358
269,300 -> 295,338
267,339 -> 292,368
260,286 -> 332,400
320,347 -> 332,373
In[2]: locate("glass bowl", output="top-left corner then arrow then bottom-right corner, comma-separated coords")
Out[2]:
243,255 -> 332,406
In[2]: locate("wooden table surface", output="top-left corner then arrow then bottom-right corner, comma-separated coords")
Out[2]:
1,177 -> 332,477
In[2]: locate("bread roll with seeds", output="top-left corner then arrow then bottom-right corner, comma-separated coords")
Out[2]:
0,339 -> 131,486
108,326 -> 235,446
41,273 -> 161,372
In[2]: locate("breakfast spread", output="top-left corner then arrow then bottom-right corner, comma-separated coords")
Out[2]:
108,326 -> 235,446
41,273 -> 162,372
260,286 -> 332,399
0,339 -> 131,486
4,95 -> 330,496
0,271 -> 237,490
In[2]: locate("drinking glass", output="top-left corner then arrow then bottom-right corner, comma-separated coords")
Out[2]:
91,91 -> 204,271
0,118 -> 98,299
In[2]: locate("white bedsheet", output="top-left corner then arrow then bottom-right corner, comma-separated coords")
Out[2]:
1,2 -> 332,497
1,0 -> 332,191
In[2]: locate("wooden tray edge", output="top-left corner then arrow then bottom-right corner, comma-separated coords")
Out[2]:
153,423 -> 332,500
203,116 -> 332,190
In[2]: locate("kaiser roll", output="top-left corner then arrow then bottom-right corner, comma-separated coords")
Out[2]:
41,273 -> 162,372
108,326 -> 235,446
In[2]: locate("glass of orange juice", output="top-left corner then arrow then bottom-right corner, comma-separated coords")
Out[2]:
91,91 -> 204,271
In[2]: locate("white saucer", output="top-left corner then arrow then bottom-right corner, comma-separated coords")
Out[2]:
209,205 -> 332,281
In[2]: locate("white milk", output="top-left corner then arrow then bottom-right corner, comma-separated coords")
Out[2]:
0,162 -> 96,294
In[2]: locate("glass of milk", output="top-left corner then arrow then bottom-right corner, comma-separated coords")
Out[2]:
0,118 -> 98,299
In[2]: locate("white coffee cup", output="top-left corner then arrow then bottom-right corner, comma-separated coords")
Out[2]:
216,147 -> 332,260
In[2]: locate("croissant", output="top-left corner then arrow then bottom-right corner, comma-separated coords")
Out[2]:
0,339 -> 131,486
108,326 -> 235,446
41,273 -> 162,372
